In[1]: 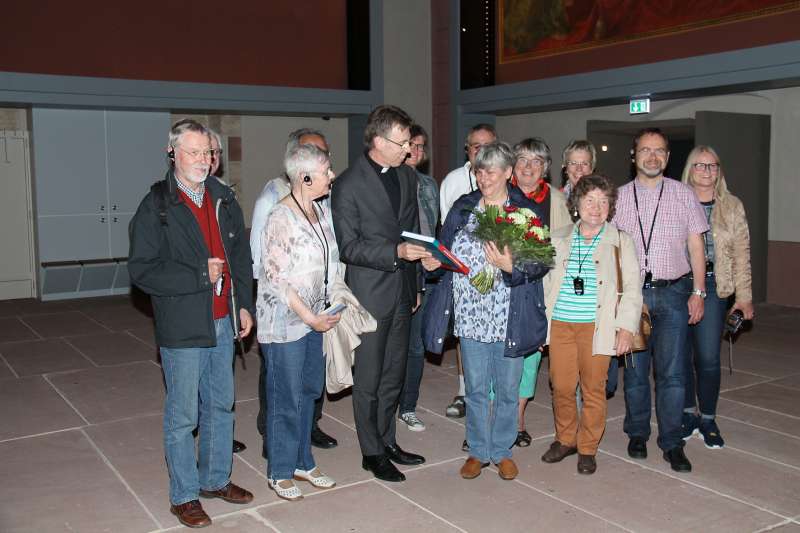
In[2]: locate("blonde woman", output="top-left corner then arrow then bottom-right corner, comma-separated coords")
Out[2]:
680,146 -> 753,449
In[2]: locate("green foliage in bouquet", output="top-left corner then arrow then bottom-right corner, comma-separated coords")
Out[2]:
472,204 -> 556,266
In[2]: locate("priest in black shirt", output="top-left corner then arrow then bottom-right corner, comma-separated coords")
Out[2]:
331,105 -> 431,482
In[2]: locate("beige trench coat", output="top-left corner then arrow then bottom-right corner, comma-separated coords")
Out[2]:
544,222 -> 643,356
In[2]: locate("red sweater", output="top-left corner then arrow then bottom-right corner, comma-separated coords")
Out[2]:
180,189 -> 230,319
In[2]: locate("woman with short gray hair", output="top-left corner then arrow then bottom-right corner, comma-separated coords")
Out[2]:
257,143 -> 341,501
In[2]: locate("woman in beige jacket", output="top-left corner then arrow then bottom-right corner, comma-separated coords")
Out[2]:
542,175 -> 643,474
680,145 -> 753,449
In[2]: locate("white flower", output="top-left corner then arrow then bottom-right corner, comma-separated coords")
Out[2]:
517,208 -> 537,219
508,212 -> 529,226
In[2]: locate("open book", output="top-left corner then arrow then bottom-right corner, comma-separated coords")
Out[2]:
401,231 -> 470,275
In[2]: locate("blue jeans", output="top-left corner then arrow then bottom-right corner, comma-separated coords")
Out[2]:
399,290 -> 429,413
685,276 -> 728,417
160,317 -> 235,505
623,277 -> 690,451
264,331 -> 324,480
461,337 -> 523,464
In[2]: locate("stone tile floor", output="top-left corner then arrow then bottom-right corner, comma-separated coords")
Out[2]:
1,295 -> 799,532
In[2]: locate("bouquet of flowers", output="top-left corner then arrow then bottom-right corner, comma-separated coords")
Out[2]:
469,204 -> 555,294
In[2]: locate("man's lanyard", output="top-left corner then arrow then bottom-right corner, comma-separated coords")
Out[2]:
468,167 -> 475,192
633,180 -> 664,270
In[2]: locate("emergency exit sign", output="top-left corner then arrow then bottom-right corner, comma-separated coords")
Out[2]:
630,98 -> 651,114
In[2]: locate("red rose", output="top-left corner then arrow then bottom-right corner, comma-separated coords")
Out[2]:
503,205 -> 518,213
495,216 -> 504,223
505,216 -> 514,224
530,217 -> 543,227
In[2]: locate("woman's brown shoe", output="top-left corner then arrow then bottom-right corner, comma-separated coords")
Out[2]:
460,457 -> 488,479
497,458 -> 518,480
577,454 -> 597,475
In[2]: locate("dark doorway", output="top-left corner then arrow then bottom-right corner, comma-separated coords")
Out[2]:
587,119 -> 695,186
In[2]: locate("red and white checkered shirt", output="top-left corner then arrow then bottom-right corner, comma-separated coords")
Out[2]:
613,177 -> 708,280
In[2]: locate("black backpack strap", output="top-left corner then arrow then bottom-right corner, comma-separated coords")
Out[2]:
150,180 -> 169,226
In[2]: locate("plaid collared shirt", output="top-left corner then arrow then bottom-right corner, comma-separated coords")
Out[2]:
176,178 -> 206,207
612,177 -> 708,280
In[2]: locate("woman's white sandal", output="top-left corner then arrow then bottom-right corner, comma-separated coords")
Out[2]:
268,478 -> 303,501
294,467 -> 336,489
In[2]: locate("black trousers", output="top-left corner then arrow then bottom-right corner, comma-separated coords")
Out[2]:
352,293 -> 412,456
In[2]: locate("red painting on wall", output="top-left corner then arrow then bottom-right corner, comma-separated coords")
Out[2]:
499,0 -> 800,63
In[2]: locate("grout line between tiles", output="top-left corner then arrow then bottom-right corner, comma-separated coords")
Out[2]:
508,473 -> 636,533
0,352 -> 20,378
321,410 -> 357,433
0,425 -> 85,444
126,328 -> 157,348
719,397 -> 800,421
720,366 -> 781,380
76,310 -> 115,333
722,443 -> 800,473
234,449 -> 268,480
62,337 -> 100,368
79,428 -> 163,530
123,329 -> 158,349
243,508 -> 282,532
597,448 -> 792,521
719,377 -> 781,394
767,382 -> 800,393
15,316 -> 44,340
41,373 -> 91,426
376,481 -> 469,533
751,519 -> 793,532
715,414 -> 800,441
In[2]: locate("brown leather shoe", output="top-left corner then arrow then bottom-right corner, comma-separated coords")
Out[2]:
199,482 -> 253,504
170,500 -> 211,528
497,458 -> 518,480
541,441 -> 578,463
460,457 -> 488,479
577,454 -> 597,475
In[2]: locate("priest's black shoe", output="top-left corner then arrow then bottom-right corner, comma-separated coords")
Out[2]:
627,437 -> 647,459
232,440 -> 246,453
362,454 -> 406,482
663,446 -> 692,473
310,424 -> 338,449
385,444 -> 425,465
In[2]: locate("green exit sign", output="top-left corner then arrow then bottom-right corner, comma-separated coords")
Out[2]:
630,98 -> 651,114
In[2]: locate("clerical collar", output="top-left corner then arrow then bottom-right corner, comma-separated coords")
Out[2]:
366,151 -> 390,175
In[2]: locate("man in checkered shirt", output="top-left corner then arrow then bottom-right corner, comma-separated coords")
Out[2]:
612,128 -> 709,473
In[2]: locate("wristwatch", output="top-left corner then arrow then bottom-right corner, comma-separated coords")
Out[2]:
691,288 -> 707,299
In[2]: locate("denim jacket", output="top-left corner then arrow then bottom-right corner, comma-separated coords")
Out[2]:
422,184 -> 550,358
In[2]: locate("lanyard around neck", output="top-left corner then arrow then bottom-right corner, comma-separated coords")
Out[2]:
633,180 -> 664,270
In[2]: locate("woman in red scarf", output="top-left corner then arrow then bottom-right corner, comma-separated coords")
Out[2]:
507,137 -> 572,447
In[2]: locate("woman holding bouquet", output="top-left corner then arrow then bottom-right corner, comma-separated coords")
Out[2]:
542,175 -> 642,474
422,142 -> 550,481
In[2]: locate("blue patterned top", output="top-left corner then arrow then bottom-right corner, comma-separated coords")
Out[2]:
451,212 -> 510,343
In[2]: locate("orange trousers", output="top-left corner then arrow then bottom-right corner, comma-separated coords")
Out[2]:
549,320 -> 611,455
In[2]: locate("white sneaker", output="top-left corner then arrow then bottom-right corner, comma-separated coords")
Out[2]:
399,411 -> 426,432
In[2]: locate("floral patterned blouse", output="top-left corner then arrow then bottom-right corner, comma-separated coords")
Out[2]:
451,211 -> 510,343
256,203 -> 341,344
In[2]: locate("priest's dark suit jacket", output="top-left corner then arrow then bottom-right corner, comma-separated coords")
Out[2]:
331,153 -> 420,456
